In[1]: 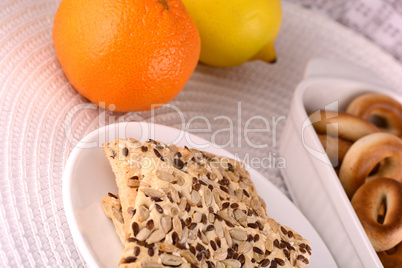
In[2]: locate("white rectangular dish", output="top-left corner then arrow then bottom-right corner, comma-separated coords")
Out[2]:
279,58 -> 401,268
63,122 -> 336,268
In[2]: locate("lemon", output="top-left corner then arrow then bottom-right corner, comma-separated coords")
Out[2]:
181,0 -> 282,67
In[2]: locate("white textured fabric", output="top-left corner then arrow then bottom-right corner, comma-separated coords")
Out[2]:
288,0 -> 402,62
1,0 -> 402,267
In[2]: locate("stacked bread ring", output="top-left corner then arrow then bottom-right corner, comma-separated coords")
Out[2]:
311,93 -> 402,268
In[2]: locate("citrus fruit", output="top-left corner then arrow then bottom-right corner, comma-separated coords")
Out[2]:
53,0 -> 200,112
181,0 -> 281,67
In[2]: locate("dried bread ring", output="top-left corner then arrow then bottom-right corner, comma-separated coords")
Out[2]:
311,110 -> 379,142
346,93 -> 402,137
351,178 -> 402,252
339,132 -> 402,198
317,134 -> 352,167
377,242 -> 402,268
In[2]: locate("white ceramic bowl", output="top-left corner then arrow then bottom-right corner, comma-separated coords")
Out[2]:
63,122 -> 336,268
279,58 -> 401,268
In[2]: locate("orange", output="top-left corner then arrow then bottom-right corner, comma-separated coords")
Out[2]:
52,0 -> 200,112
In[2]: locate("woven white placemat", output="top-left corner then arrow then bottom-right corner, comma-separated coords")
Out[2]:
1,0 -> 402,266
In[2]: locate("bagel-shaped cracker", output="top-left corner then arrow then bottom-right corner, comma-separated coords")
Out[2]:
351,178 -> 402,252
311,110 -> 379,142
347,93 -> 402,137
377,242 -> 402,268
317,134 -> 352,167
339,132 -> 402,198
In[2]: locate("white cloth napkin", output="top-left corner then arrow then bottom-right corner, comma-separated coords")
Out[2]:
288,0 -> 402,62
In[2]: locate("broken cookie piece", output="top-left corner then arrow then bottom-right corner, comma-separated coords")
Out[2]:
101,193 -> 125,244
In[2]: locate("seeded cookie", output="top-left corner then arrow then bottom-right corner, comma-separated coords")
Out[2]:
175,145 -> 267,217
119,167 -> 311,267
103,138 -> 267,237
103,139 -> 311,267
